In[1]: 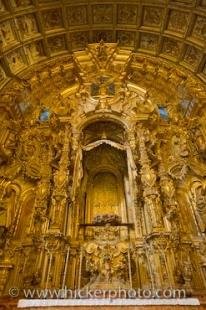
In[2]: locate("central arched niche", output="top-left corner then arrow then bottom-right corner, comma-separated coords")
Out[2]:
84,144 -> 127,222
78,119 -> 134,240
90,171 -> 120,217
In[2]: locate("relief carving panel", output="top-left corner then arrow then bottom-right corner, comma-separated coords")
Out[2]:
42,9 -> 63,30
143,7 -> 164,27
92,4 -> 113,24
140,33 -> 159,51
167,10 -> 189,34
183,45 -> 202,68
48,35 -> 66,54
6,49 -> 26,72
162,37 -> 181,58
0,21 -> 17,48
192,16 -> 206,40
117,31 -> 135,47
70,31 -> 89,50
117,4 -> 138,25
67,5 -> 87,26
26,41 -> 44,64
17,14 -> 38,39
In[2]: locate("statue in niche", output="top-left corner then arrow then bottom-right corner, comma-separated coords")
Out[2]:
182,260 -> 193,293
137,249 -> 151,288
165,203 -> 178,222
161,177 -> 175,203
198,242 -> 206,264
0,187 -> 15,233
168,132 -> 189,180
191,123 -> 206,159
96,40 -> 108,62
191,180 -> 206,233
171,134 -> 189,159
33,206 -> 47,235
145,195 -> 163,228
0,126 -> 17,163
51,140 -> 63,170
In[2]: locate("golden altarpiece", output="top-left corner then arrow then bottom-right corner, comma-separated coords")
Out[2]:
0,42 -> 206,300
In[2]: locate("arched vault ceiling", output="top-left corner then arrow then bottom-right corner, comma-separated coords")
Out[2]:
0,0 -> 206,88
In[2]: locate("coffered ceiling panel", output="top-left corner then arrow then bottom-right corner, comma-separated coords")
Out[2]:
67,5 -> 88,26
167,9 -> 190,35
0,0 -> 206,88
142,6 -> 164,28
117,4 -> 138,25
